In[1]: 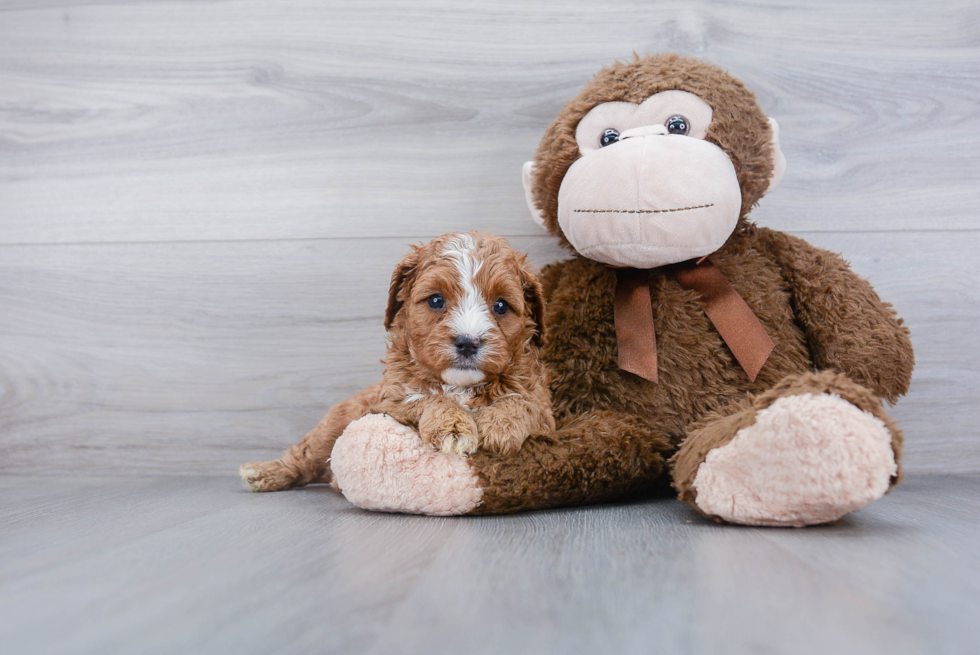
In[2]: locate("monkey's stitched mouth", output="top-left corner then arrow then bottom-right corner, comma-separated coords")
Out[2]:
573,203 -> 714,214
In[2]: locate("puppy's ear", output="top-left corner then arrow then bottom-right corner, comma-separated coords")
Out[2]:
519,258 -> 547,347
385,246 -> 420,331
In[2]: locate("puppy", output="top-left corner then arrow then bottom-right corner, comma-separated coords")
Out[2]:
240,231 -> 555,492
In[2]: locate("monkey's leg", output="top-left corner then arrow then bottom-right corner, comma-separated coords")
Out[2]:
329,410 -> 673,515
671,370 -> 902,527
239,383 -> 381,492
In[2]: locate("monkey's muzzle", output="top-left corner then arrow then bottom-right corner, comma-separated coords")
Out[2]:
557,133 -> 742,269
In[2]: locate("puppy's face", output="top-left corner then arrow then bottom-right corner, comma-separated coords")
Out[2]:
385,232 -> 545,387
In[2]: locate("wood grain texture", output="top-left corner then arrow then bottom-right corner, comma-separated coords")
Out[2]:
0,475 -> 977,654
1,0 -> 979,243
0,0 -> 977,474
0,232 -> 975,474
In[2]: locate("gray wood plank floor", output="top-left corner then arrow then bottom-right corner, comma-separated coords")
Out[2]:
1,474 -> 977,655
1,0 -> 978,475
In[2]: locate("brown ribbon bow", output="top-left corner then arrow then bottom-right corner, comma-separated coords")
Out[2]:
614,258 -> 774,384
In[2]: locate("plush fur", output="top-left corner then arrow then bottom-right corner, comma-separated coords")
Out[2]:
295,54 -> 916,527
463,232 -> 913,516
690,392 -> 896,527
331,414 -> 484,515
240,231 -> 554,492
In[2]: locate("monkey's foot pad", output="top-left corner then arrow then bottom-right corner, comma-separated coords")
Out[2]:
693,393 -> 897,527
331,414 -> 483,516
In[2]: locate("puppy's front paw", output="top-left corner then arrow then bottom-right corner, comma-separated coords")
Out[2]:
239,459 -> 297,492
420,409 -> 479,456
440,429 -> 479,456
476,409 -> 528,456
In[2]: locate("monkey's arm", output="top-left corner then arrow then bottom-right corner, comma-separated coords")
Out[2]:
763,228 -> 914,403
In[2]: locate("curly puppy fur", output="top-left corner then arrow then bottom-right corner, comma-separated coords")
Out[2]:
240,232 -> 554,492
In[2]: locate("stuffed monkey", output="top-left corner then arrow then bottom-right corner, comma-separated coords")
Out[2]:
325,54 -> 915,526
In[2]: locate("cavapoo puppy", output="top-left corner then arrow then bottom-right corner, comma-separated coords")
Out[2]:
240,231 -> 555,492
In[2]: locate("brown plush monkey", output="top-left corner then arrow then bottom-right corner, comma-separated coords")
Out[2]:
325,54 -> 915,526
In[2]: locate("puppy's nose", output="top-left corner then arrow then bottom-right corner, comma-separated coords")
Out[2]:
454,334 -> 481,358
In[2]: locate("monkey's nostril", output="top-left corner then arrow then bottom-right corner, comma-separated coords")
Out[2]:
454,334 -> 481,358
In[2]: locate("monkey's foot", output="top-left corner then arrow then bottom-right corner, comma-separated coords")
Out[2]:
330,414 -> 483,516
690,393 -> 897,527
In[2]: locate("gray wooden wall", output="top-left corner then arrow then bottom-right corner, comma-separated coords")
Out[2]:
1,0 -> 977,475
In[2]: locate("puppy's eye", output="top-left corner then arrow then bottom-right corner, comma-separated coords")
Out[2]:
600,129 -> 620,147
665,115 -> 690,135
428,294 -> 446,310
492,298 -> 509,316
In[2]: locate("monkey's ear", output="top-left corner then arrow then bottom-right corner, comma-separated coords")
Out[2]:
763,117 -> 787,197
385,246 -> 420,331
522,161 -> 548,231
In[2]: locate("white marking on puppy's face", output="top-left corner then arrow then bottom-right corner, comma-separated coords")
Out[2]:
442,234 -> 494,346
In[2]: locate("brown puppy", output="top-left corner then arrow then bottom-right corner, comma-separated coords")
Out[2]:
240,231 -> 554,492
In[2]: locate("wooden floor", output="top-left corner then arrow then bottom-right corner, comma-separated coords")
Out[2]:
1,474 -> 977,655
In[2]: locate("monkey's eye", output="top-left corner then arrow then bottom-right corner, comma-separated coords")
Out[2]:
428,294 -> 446,310
492,298 -> 509,316
665,115 -> 690,136
600,129 -> 620,147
